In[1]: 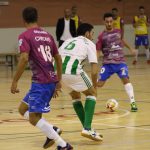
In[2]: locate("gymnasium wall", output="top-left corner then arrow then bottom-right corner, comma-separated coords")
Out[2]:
0,0 -> 150,54
1,25 -> 150,55
0,0 -> 150,27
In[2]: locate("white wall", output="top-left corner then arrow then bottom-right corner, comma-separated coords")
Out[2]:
0,25 -> 149,54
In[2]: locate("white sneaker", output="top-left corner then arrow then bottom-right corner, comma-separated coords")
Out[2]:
81,129 -> 103,141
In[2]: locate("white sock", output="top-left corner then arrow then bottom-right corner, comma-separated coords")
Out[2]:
145,49 -> 150,60
36,118 -> 66,147
23,111 -> 29,120
124,83 -> 135,103
135,49 -> 138,61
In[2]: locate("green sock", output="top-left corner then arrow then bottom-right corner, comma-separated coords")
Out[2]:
84,96 -> 96,130
73,100 -> 85,126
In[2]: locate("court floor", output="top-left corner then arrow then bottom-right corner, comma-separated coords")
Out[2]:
0,57 -> 150,150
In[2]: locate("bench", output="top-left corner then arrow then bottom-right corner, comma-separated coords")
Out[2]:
0,52 -> 18,71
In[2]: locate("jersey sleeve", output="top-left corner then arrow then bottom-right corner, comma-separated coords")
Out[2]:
87,41 -> 98,63
18,34 -> 30,53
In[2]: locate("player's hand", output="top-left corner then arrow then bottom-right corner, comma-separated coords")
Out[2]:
11,81 -> 20,94
130,49 -> 137,56
53,81 -> 62,98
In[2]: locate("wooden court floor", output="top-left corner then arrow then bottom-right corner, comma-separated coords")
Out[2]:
0,57 -> 150,150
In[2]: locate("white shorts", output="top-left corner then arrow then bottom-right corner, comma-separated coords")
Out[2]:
62,72 -> 93,92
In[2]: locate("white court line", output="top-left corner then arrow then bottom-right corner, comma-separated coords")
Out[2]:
93,122 -> 150,131
0,108 -> 130,127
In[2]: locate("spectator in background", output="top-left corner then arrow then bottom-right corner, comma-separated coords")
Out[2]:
112,8 -> 124,38
132,6 -> 150,65
56,8 -> 76,47
71,5 -> 82,30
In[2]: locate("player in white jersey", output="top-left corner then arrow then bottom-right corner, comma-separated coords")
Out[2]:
59,23 -> 103,141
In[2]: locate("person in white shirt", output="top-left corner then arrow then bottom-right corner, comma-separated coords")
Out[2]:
56,9 -> 76,47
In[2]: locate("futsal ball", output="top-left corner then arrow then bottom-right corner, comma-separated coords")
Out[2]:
106,98 -> 119,112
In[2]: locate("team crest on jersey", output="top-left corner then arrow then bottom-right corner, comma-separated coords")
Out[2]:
19,39 -> 23,46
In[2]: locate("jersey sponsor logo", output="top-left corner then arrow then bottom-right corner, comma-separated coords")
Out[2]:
35,36 -> 51,42
111,44 -> 121,49
34,30 -> 47,34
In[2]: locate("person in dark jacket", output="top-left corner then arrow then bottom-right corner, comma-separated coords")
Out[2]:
56,9 -> 76,47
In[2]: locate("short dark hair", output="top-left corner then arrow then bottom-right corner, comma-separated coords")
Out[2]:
139,6 -> 144,9
103,13 -> 113,20
22,7 -> 38,23
112,8 -> 118,11
77,23 -> 93,36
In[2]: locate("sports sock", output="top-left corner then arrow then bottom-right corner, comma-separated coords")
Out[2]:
36,118 -> 66,147
145,49 -> 150,60
84,96 -> 96,130
23,110 -> 29,120
124,83 -> 135,103
72,100 -> 85,126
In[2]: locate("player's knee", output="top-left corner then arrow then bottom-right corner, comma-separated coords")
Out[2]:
18,106 -> 25,116
69,91 -> 81,99
29,113 -> 41,126
83,87 -> 96,97
29,116 -> 38,126
29,118 -> 36,126
97,81 -> 105,87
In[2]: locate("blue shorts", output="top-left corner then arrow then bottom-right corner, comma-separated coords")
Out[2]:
99,63 -> 129,81
135,35 -> 149,46
23,82 -> 56,113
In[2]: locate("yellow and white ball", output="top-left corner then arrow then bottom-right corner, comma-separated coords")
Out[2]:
106,98 -> 119,112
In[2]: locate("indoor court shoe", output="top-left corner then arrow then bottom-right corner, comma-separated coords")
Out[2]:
131,102 -> 138,112
132,60 -> 137,65
43,126 -> 62,149
81,128 -> 103,141
57,143 -> 73,150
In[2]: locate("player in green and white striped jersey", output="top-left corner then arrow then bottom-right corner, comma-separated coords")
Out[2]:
59,23 -> 103,141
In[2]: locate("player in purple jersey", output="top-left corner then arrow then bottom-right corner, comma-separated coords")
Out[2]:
10,7 -> 73,150
96,13 -> 138,112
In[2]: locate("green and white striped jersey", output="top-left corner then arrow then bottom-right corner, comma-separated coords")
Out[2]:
59,36 -> 98,75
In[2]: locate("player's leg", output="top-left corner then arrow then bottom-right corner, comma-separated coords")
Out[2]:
142,35 -> 150,64
70,91 -> 85,126
81,86 -> 103,141
97,64 -> 111,87
63,73 -> 102,141
81,71 -> 102,141
117,63 -> 138,112
18,101 -> 29,120
82,87 -> 96,130
133,35 -> 140,65
28,82 -> 72,149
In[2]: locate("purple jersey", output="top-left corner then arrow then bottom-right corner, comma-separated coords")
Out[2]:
96,29 -> 125,64
18,27 -> 58,83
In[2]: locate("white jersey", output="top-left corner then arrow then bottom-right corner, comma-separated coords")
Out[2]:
59,36 -> 97,75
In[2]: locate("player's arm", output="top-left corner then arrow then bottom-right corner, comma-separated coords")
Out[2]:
11,52 -> 28,94
87,43 -> 98,88
146,16 -> 150,27
53,53 -> 62,98
97,50 -> 101,60
120,18 -> 124,38
132,17 -> 137,28
122,39 -> 136,55
53,54 -> 62,82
